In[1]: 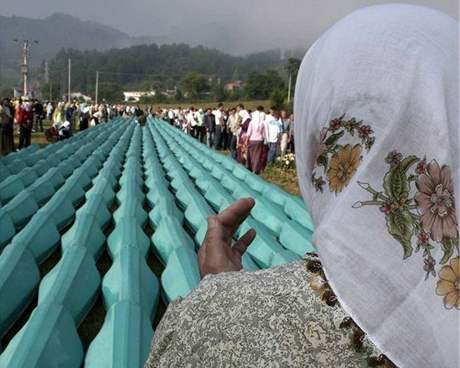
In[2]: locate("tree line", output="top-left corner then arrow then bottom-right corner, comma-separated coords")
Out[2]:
37,43 -> 301,109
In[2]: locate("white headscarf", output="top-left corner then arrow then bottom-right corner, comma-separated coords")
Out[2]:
295,5 -> 458,368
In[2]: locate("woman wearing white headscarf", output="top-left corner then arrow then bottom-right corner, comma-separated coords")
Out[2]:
145,5 -> 459,368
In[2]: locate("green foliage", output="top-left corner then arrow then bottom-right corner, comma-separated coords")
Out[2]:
269,89 -> 286,110
211,83 -> 228,102
0,87 -> 14,98
385,210 -> 415,259
180,73 -> 209,99
383,156 -> 418,201
287,58 -> 301,87
245,70 -> 285,100
98,82 -> 124,102
46,45 -> 284,98
174,89 -> 185,102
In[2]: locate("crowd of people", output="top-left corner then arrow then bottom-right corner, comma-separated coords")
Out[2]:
0,98 -> 146,156
157,104 -> 295,174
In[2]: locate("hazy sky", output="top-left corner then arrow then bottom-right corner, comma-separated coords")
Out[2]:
1,0 -> 458,54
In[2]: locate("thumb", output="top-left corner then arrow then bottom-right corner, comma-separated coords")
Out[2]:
232,228 -> 256,256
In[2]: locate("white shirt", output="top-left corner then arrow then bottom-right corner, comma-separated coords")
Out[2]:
238,109 -> 250,123
266,119 -> 283,143
213,110 -> 223,126
187,112 -> 197,126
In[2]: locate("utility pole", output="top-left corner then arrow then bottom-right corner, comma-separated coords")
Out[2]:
67,58 -> 71,103
13,39 -> 38,98
95,71 -> 99,105
287,72 -> 292,105
44,61 -> 49,84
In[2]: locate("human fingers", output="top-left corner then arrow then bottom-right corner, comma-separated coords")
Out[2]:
232,228 -> 256,256
216,198 -> 255,234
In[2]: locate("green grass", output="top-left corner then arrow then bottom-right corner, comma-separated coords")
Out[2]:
15,119 -> 53,148
261,164 -> 300,196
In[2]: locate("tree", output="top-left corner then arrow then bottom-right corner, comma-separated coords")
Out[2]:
180,73 -> 209,99
211,83 -> 227,102
245,70 -> 285,100
174,89 -> 185,102
0,87 -> 14,98
286,58 -> 301,98
270,89 -> 287,110
98,82 -> 124,102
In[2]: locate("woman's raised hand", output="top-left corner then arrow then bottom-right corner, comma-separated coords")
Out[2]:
198,198 -> 256,278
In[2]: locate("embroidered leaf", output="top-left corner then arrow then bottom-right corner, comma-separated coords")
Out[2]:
386,210 -> 414,258
324,130 -> 345,146
400,155 -> 419,173
382,157 -> 417,200
317,154 -> 328,169
440,238 -> 457,264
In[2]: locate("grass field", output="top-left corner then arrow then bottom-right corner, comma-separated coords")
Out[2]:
262,165 -> 300,195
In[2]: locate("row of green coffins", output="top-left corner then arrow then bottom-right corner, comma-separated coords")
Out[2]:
0,118 -> 127,249
84,125 -> 159,368
0,119 -> 137,367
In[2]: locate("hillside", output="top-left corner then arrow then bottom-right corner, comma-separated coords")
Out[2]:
45,45 -> 283,99
0,13 -> 158,87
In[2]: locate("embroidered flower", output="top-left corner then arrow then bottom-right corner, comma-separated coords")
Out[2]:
423,256 -> 436,279
436,257 -> 460,310
363,137 -> 374,151
356,152 -> 459,310
327,144 -> 362,193
385,150 -> 403,165
313,116 -> 374,193
329,119 -> 341,131
416,158 -> 427,175
358,125 -> 373,139
312,175 -> 326,192
415,160 -> 457,242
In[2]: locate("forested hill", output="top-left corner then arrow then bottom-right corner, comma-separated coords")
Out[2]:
0,12 -> 159,86
47,45 -> 283,97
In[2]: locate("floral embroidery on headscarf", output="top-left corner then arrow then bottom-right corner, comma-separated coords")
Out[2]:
354,153 -> 459,310
312,115 -> 375,193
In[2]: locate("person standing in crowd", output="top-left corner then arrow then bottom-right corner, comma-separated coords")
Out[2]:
79,104 -> 90,131
64,102 -> 74,128
288,113 -> 295,153
221,109 -> 229,150
213,103 -> 224,150
46,101 -> 54,121
236,104 -> 251,164
279,110 -> 290,156
266,110 -> 283,164
32,99 -> 44,132
168,109 -> 175,125
227,108 -> 239,159
205,108 -> 216,148
53,102 -> 64,127
17,99 -> 33,149
188,107 -> 198,137
246,106 -> 267,174
196,108 -> 206,144
0,98 -> 15,155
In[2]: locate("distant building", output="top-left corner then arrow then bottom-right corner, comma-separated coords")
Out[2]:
65,92 -> 92,102
224,80 -> 245,92
123,91 -> 155,102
